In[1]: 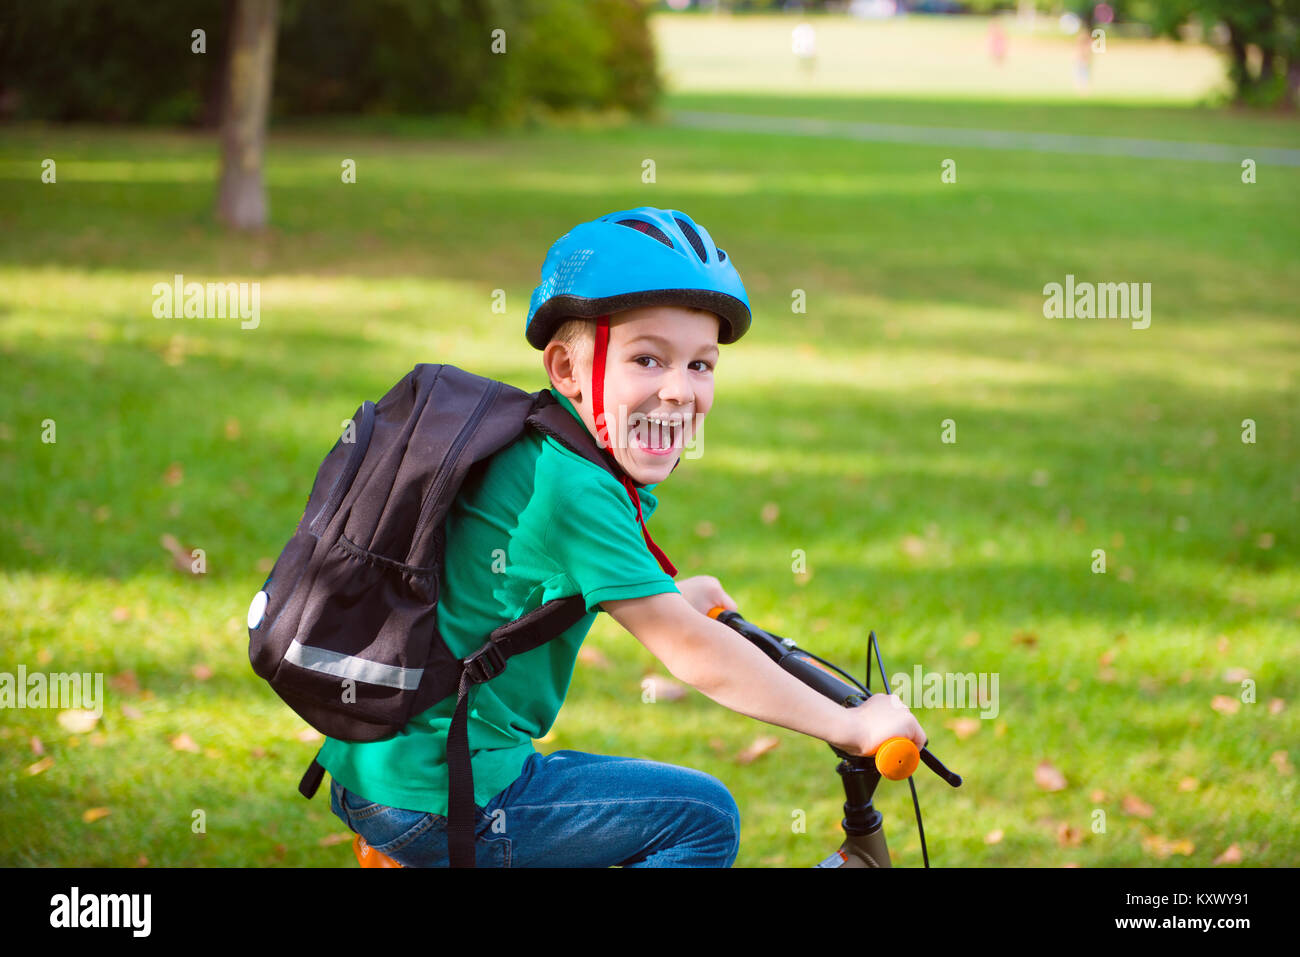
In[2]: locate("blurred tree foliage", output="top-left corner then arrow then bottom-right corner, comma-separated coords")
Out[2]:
0,0 -> 662,124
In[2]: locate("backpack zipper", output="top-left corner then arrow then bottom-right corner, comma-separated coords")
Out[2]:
412,380 -> 502,546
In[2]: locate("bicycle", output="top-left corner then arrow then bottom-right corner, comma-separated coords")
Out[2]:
351,606 -> 962,868
705,607 -> 962,868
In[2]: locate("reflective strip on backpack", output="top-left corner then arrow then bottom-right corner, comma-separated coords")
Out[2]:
284,640 -> 423,691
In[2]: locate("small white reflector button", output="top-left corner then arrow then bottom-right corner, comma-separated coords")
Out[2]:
248,590 -> 269,630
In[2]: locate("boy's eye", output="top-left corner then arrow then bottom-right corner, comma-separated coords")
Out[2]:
634,356 -> 714,372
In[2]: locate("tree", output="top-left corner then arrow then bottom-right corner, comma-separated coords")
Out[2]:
215,0 -> 279,230
1135,0 -> 1300,107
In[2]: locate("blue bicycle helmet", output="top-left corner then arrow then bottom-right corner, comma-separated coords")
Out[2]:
525,206 -> 751,350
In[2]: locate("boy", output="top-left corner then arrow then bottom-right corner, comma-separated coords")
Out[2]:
322,207 -> 925,867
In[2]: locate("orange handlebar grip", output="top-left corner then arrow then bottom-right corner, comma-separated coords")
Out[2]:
873,737 -> 920,780
706,606 -> 726,619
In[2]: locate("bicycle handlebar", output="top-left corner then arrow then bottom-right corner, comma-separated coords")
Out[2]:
706,606 -> 961,788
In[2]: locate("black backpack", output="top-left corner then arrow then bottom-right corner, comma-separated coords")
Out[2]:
247,363 -> 637,867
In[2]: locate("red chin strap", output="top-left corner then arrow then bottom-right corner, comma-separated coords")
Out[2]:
592,314 -> 677,578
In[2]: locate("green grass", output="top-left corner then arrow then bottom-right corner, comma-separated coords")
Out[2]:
1,90 -> 1297,867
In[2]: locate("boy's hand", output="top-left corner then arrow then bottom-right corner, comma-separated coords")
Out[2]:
674,575 -> 738,618
842,693 -> 927,758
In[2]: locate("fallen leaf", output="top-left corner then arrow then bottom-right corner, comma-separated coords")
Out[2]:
1270,751 -> 1293,775
163,462 -> 184,486
191,664 -> 214,681
109,671 -> 140,695
89,733 -> 106,747
171,733 -> 200,753
642,674 -> 687,702
1034,760 -> 1067,792
1099,649 -> 1116,667
1090,789 -> 1108,803
136,855 -> 149,867
1177,777 -> 1198,792
1056,822 -> 1083,847
26,757 -> 54,776
1168,839 -> 1195,855
1012,631 -> 1038,648
1211,695 -> 1240,715
760,503 -> 779,525
57,710 -> 100,734
694,521 -> 716,538
1223,667 -> 1250,683
1214,844 -> 1243,864
111,606 -> 131,623
297,728 -> 324,743
160,534 -> 196,574
1216,635 -> 1230,653
961,631 -> 980,647
1030,469 -> 1049,486
1142,835 -> 1172,859
251,747 -> 267,759
1122,794 -> 1154,818
946,717 -> 981,740
1256,532 -> 1274,549
224,418 -> 241,440
1269,699 -> 1284,715
900,535 -> 926,557
121,704 -> 143,720
82,807 -> 111,823
735,735 -> 781,765
577,646 -> 610,670
30,736 -> 44,755
984,829 -> 1003,845
318,833 -> 352,847
707,737 -> 727,755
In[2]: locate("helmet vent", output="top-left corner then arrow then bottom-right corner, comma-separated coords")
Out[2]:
717,248 -> 726,261
616,219 -> 674,249
674,217 -> 709,263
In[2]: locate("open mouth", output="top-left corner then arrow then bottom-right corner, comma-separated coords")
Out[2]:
628,414 -> 687,457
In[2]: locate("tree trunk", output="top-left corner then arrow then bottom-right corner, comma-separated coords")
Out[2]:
1226,25 -> 1251,102
1287,57 -> 1300,109
1258,45 -> 1277,86
216,0 -> 278,230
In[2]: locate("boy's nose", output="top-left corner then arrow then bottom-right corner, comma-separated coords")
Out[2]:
660,366 -> 692,404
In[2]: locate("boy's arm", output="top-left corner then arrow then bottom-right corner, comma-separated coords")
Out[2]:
602,591 -> 925,757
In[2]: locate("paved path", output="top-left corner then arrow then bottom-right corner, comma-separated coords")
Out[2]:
671,110 -> 1300,167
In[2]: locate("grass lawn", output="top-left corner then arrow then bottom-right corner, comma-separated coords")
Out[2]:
1,79 -> 1297,866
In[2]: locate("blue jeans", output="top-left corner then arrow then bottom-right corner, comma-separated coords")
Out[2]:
329,749 -> 741,867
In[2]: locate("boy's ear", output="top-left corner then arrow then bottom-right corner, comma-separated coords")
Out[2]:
543,340 -> 583,402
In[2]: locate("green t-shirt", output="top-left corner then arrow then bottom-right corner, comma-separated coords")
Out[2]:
317,388 -> 679,815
